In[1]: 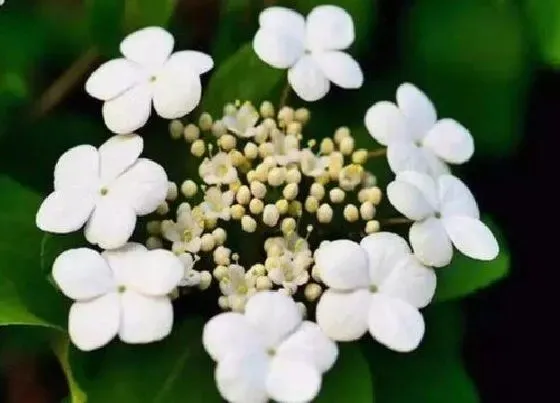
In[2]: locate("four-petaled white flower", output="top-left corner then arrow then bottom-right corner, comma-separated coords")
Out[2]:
199,152 -> 238,185
201,187 -> 234,221
387,171 -> 499,267
315,233 -> 436,352
222,103 -> 260,138
365,83 -> 474,177
253,6 -> 363,102
203,291 -> 338,403
161,204 -> 204,253
36,134 -> 168,250
86,26 -> 213,134
52,243 -> 183,351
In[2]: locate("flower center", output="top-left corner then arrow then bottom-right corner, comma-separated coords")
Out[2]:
183,229 -> 193,242
217,164 -> 229,177
267,348 -> 276,357
118,285 -> 126,293
149,75 -> 157,83
99,186 -> 109,196
369,284 -> 378,293
435,212 -> 441,219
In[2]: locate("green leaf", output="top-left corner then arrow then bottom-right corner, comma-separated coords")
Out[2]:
435,217 -> 510,302
200,43 -> 285,116
525,0 -> 560,68
0,280 -> 54,327
70,318 -> 221,403
315,344 -> 374,402
125,0 -> 177,30
53,334 -> 87,403
86,0 -> 126,53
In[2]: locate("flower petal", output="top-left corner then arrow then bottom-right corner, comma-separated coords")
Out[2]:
120,26 -> 174,69
102,83 -> 153,134
98,134 -> 143,182
68,293 -> 120,351
85,58 -> 143,101
126,249 -> 184,296
244,291 -> 301,349
396,83 -> 437,141
166,50 -> 213,75
387,178 -> 435,220
118,291 -> 173,344
438,175 -> 479,219
216,349 -> 269,403
305,5 -> 354,51
101,242 -> 147,285
387,141 -> 449,177
316,289 -> 370,341
253,28 -> 304,69
314,239 -> 369,290
364,101 -> 409,146
423,119 -> 474,164
54,145 -> 99,191
409,217 -> 453,267
267,357 -> 321,403
276,321 -> 338,373
313,51 -> 363,89
36,191 -> 95,233
52,248 -> 115,300
259,6 -> 305,40
110,158 -> 168,215
368,293 -> 424,352
396,171 -> 439,209
443,216 -> 499,261
288,56 -> 330,102
153,63 -> 201,119
360,232 -> 411,286
84,196 -> 136,250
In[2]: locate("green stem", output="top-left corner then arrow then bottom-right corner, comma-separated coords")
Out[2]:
278,81 -> 291,109
51,334 -> 87,403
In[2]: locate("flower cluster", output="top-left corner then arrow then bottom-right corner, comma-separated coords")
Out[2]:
35,5 -> 499,403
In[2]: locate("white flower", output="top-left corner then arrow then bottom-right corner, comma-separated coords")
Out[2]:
203,291 -> 338,403
365,83 -> 474,177
86,26 -> 213,134
300,149 -> 328,177
161,205 -> 204,253
36,134 -> 167,250
253,5 -> 363,102
52,243 -> 183,351
387,171 -> 499,267
220,264 -> 256,311
199,152 -> 238,185
201,187 -> 234,221
222,104 -> 260,138
177,252 -> 201,286
267,254 -> 310,293
270,131 -> 300,166
315,233 -> 436,352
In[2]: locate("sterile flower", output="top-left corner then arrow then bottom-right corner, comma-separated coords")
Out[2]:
201,187 -> 234,221
203,291 -> 338,403
36,134 -> 168,250
253,5 -> 363,101
52,243 -> 183,351
222,103 -> 260,138
315,233 -> 436,352
387,171 -> 499,267
86,26 -> 213,134
365,83 -> 474,177
199,152 -> 238,185
161,204 -> 204,253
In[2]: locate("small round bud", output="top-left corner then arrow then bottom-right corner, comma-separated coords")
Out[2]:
156,201 -> 169,216
281,217 -> 296,235
212,227 -> 227,245
275,199 -> 289,214
226,150 -> 243,167
286,121 -> 302,136
236,185 -> 251,205
288,201 -> 302,217
343,204 -> 359,222
213,246 -> 231,266
254,163 -> 269,182
352,149 -> 368,165
219,134 -> 237,151
329,187 -> 345,204
218,295 -> 230,310
334,126 -> 351,144
249,198 -> 264,214
223,103 -> 237,116
283,183 -> 299,201
258,142 -> 275,158
254,125 -> 268,144
286,168 -> 302,184
369,187 -> 382,205
191,139 -> 206,157
294,108 -> 310,124
267,167 -> 286,187
317,203 -> 333,223
267,244 -> 283,257
320,138 -> 335,155
183,123 -> 200,142
230,295 -> 247,312
146,236 -> 163,250
304,283 -> 323,302
360,201 -> 376,220
169,120 -> 184,140
213,265 -> 228,280
310,182 -> 325,200
198,113 -> 213,131
278,106 -> 294,126
246,170 -> 257,182
251,264 -> 266,277
365,220 -> 380,234
244,142 -> 259,159
212,120 -> 227,138
198,271 -> 212,290
205,217 -> 218,230
316,172 -> 330,185
166,182 -> 178,202
304,196 -> 319,213
263,204 -> 280,227
256,276 -> 273,291
241,215 -> 257,232
230,204 -> 246,220
339,136 -> 355,155
146,220 -> 161,236
362,172 -> 377,188
260,101 -> 275,118
250,181 -> 267,199
311,265 -> 321,282
229,181 -> 242,193
200,233 -> 216,252
263,117 -> 277,131
181,180 -> 198,198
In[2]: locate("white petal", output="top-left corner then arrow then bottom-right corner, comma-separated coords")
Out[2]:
387,141 -> 449,177
253,28 -> 304,69
98,134 -> 143,182
102,243 -> 147,285
409,217 -> 453,268
396,83 -> 437,141
422,147 -> 451,177
364,101 -> 409,146
203,313 -> 263,362
54,145 -> 99,191
360,232 -> 411,286
438,175 -> 479,219
313,51 -> 363,88
52,248 -> 115,300
85,59 -> 142,101
423,119 -> 474,164
216,350 -> 269,403
244,292 -> 302,349
110,158 -> 168,215
315,289 -> 370,341
387,179 -> 435,220
443,216 -> 499,261
153,63 -> 201,119
166,50 -> 213,74
396,171 -> 439,209
118,291 -> 173,344
368,294 -> 424,352
314,239 -> 369,290
36,191 -> 95,233
305,5 -> 354,51
276,321 -> 338,373
84,196 -> 136,250
267,357 -> 321,403
120,26 -> 174,69
125,249 -> 184,296
68,293 -> 120,351
288,56 -> 330,102
259,6 -> 305,41
102,83 -> 153,134
379,255 -> 436,308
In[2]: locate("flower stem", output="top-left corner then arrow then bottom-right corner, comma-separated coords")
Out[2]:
381,217 -> 413,226
51,334 -> 87,403
278,81 -> 291,110
368,148 -> 387,158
